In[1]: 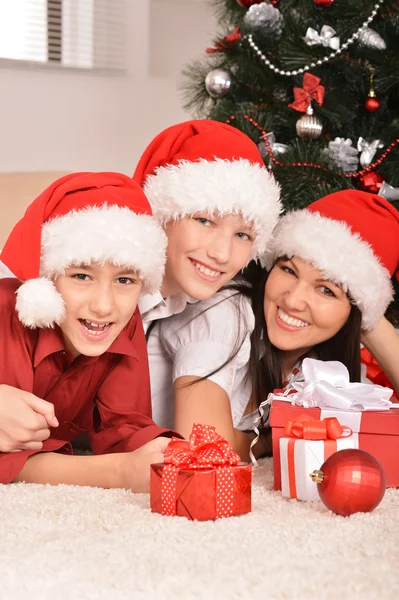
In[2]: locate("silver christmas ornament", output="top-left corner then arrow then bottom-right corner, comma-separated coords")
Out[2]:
357,137 -> 384,167
296,107 -> 322,139
304,25 -> 340,50
244,3 -> 284,36
378,181 -> 399,201
205,69 -> 232,99
258,132 -> 289,158
326,138 -> 359,172
358,27 -> 386,50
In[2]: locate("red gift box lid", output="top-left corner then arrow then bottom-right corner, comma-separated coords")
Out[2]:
270,399 -> 399,436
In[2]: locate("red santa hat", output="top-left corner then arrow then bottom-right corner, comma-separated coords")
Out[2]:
133,119 -> 282,258
263,190 -> 399,330
0,172 -> 167,328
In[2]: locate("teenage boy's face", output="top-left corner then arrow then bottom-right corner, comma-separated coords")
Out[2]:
54,262 -> 142,358
161,212 -> 254,299
263,256 -> 351,362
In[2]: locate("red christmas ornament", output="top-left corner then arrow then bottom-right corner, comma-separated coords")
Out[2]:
310,449 -> 386,517
365,71 -> 381,113
365,96 -> 381,112
358,171 -> 384,193
314,0 -> 335,5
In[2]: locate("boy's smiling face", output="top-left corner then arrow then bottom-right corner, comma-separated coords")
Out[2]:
54,262 -> 142,358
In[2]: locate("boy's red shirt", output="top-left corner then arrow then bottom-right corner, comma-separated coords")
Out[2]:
0,278 -> 173,483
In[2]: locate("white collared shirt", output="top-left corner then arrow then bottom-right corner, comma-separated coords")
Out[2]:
138,291 -> 199,333
143,288 -> 256,431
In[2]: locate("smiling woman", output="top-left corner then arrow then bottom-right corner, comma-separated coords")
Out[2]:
247,189 -> 399,424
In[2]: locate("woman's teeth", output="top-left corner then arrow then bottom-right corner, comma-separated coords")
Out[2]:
80,319 -> 111,334
278,308 -> 309,328
194,262 -> 221,277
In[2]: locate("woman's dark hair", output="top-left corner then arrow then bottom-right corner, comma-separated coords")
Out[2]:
241,261 -> 362,409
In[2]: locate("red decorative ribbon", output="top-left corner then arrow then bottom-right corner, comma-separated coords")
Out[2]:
161,424 -> 240,518
288,73 -> 325,113
284,416 -> 352,499
284,415 -> 352,440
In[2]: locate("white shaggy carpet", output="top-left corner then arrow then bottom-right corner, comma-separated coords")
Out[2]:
1,458 -> 398,600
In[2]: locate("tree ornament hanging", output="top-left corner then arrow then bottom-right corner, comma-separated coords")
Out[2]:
205,69 -> 232,98
313,0 -> 335,6
358,27 -> 386,50
364,73 -> 381,113
326,138 -> 359,172
358,171 -> 384,193
206,28 -> 242,54
244,3 -> 284,36
310,449 -> 386,517
378,181 -> 399,201
357,137 -> 384,168
289,73 -> 325,139
236,0 -> 262,8
304,25 -> 340,50
258,132 -> 289,158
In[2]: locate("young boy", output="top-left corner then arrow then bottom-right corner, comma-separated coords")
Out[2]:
0,171 -> 174,491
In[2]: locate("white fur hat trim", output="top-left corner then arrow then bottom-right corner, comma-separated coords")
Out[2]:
16,204 -> 167,328
263,210 -> 393,330
143,158 -> 282,258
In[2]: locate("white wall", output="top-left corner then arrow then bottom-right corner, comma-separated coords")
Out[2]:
0,0 -> 216,174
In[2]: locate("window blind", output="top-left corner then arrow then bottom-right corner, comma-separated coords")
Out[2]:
0,0 -> 127,71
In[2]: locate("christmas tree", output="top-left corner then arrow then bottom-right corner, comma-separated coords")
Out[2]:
183,0 -> 399,212
183,0 -> 399,321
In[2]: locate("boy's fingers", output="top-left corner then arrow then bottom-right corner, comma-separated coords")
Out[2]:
24,394 -> 59,427
9,441 -> 45,452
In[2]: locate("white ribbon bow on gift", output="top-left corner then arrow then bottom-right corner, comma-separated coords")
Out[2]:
304,26 -> 340,50
279,358 -> 393,411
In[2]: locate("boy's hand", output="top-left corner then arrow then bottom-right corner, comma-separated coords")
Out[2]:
0,384 -> 59,452
121,437 -> 170,493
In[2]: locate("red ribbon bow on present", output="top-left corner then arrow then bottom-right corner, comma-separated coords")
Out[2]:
289,73 -> 325,113
284,415 -> 352,440
164,423 -> 240,469
161,424 -> 241,518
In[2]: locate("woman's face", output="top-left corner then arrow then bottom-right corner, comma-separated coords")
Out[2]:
161,212 -> 254,299
263,256 -> 352,358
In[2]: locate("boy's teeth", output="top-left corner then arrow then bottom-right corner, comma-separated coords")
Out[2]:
194,262 -> 221,277
82,319 -> 111,333
278,308 -> 309,328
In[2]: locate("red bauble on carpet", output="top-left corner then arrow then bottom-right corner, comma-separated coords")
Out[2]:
311,449 -> 386,517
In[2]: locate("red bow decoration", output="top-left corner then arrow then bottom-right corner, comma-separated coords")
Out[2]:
288,73 -> 325,113
206,27 -> 242,54
284,415 -> 352,440
164,423 -> 240,469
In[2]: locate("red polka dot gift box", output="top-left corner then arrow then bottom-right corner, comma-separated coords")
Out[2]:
150,423 -> 252,521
